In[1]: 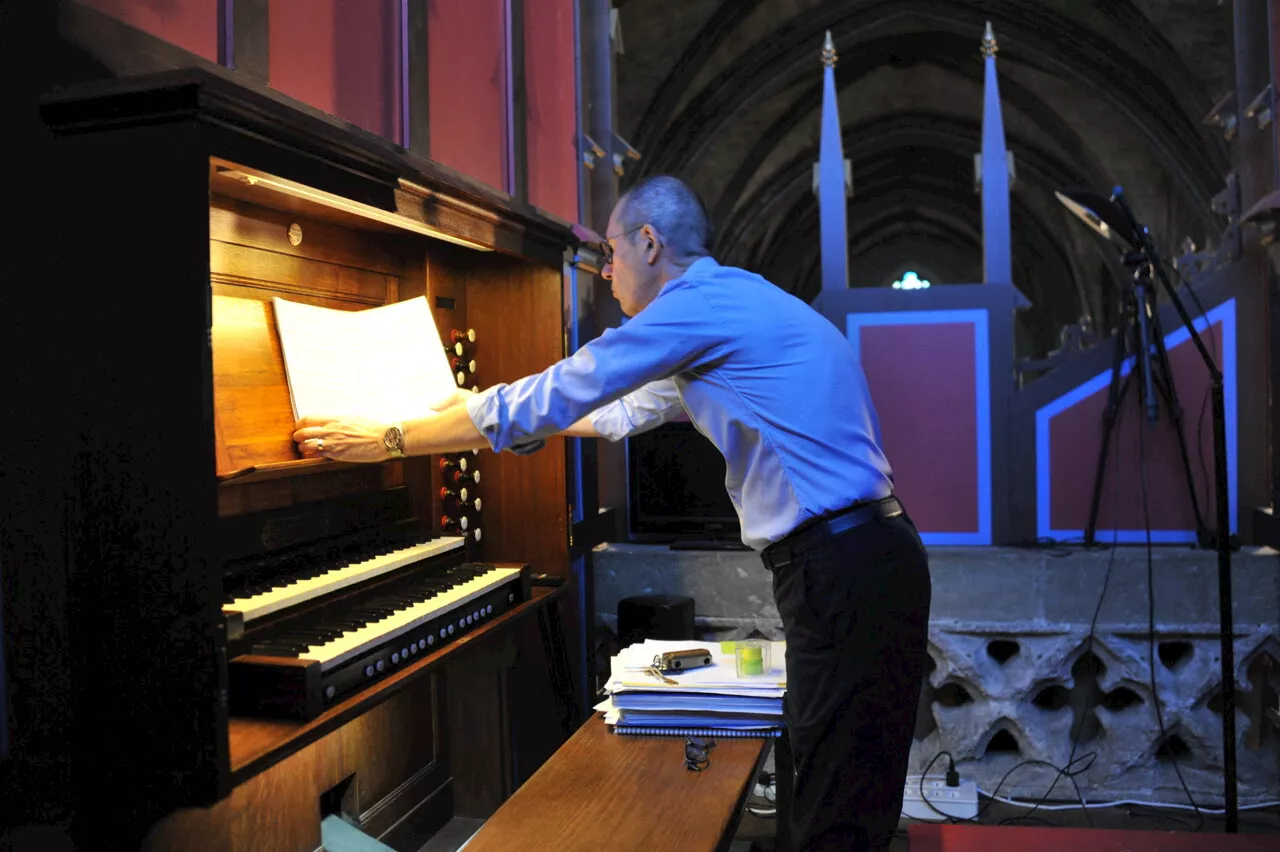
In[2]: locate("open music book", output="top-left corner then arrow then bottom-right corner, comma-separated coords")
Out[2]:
273,296 -> 458,424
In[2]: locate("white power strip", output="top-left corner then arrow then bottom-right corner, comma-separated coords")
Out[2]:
901,775 -> 979,821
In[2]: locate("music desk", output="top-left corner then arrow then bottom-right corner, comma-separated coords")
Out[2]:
462,714 -> 790,852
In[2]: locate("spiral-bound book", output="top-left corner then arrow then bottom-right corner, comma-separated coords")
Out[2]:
611,725 -> 783,738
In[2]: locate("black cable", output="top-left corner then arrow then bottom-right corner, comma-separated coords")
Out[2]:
979,754 -> 1095,823
748,770 -> 777,818
914,300 -> 1226,831
1170,264 -> 1219,539
1001,275 -> 1214,832
1001,400 -> 1134,828
908,415 -> 1125,829
1017,290 -> 1212,833
990,754 -> 1098,827
1124,804 -> 1203,832
912,750 -> 1099,825
1137,396 -> 1207,832
917,751 -> 964,823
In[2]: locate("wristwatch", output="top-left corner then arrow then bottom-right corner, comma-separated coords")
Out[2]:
383,423 -> 405,458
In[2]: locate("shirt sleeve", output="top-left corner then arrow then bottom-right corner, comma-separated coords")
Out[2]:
464,283 -> 720,453
588,378 -> 684,442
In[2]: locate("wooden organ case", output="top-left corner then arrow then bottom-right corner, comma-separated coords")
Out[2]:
37,68 -> 581,851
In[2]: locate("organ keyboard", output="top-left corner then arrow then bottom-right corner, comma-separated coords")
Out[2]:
228,560 -> 530,720
223,535 -> 464,634
217,489 -> 530,720
290,563 -> 522,667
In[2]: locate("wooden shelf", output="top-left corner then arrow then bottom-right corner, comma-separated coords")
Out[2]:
219,457 -> 338,485
215,456 -> 404,486
227,585 -> 565,784
461,714 -> 775,852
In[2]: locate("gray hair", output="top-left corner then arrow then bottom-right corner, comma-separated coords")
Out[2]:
617,175 -> 713,261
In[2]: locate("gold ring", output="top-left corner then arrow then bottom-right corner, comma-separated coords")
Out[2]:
316,439 -> 325,453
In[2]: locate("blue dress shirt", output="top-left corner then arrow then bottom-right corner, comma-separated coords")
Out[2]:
465,257 -> 894,550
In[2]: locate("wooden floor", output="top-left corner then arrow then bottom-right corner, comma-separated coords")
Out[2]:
414,791 -> 1280,852
405,725 -> 1280,852
732,803 -> 1280,852
907,822 -> 1280,852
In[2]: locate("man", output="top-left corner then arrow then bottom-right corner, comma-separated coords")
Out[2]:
294,175 -> 932,851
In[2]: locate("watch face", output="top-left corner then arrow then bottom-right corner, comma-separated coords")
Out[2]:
384,425 -> 404,453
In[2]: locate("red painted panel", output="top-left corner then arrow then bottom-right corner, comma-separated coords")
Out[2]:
83,0 -> 218,61
524,0 -> 579,223
269,0 -> 401,141
427,0 -> 508,191
860,323 -> 979,533
1048,322 -> 1224,531
910,822 -> 1275,851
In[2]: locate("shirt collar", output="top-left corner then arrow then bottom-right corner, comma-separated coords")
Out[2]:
658,256 -> 719,298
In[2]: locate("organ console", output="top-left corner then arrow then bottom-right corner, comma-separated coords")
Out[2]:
33,66 -> 583,852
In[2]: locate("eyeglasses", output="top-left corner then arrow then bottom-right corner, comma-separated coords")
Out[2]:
685,736 -> 716,772
597,225 -> 644,266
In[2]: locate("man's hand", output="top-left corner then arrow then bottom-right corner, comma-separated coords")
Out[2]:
293,415 -> 392,463
293,393 -> 490,461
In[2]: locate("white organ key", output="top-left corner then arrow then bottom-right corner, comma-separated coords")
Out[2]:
223,536 -> 464,624
305,566 -> 521,669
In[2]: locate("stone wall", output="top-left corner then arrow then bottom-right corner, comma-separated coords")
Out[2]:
593,543 -> 1280,805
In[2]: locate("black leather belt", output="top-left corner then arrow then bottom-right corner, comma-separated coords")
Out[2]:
762,496 -> 903,571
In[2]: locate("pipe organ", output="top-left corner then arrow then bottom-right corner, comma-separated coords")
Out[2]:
35,67 -> 581,852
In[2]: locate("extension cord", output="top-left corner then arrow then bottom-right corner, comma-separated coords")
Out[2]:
901,775 -> 978,821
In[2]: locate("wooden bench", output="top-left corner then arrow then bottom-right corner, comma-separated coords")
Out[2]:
462,714 -> 791,852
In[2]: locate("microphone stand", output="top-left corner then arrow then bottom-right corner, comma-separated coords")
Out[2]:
1110,187 -> 1238,831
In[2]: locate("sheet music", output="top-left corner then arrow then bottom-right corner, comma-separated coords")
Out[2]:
273,296 -> 458,424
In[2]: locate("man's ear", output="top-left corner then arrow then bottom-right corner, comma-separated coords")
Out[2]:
644,226 -> 662,265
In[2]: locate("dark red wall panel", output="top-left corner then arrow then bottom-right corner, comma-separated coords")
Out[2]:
269,0 -> 401,142
859,323 -> 979,534
524,0 -> 579,223
1048,321 -> 1225,533
83,0 -> 219,62
427,0 -> 508,192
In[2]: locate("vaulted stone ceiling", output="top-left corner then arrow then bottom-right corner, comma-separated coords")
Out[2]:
613,0 -> 1234,357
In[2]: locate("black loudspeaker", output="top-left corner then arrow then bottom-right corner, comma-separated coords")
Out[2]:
617,594 -> 696,647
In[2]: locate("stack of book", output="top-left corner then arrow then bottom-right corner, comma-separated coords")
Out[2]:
598,639 -> 786,738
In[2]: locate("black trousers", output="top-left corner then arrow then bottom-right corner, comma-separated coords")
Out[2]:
764,509 -> 932,852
